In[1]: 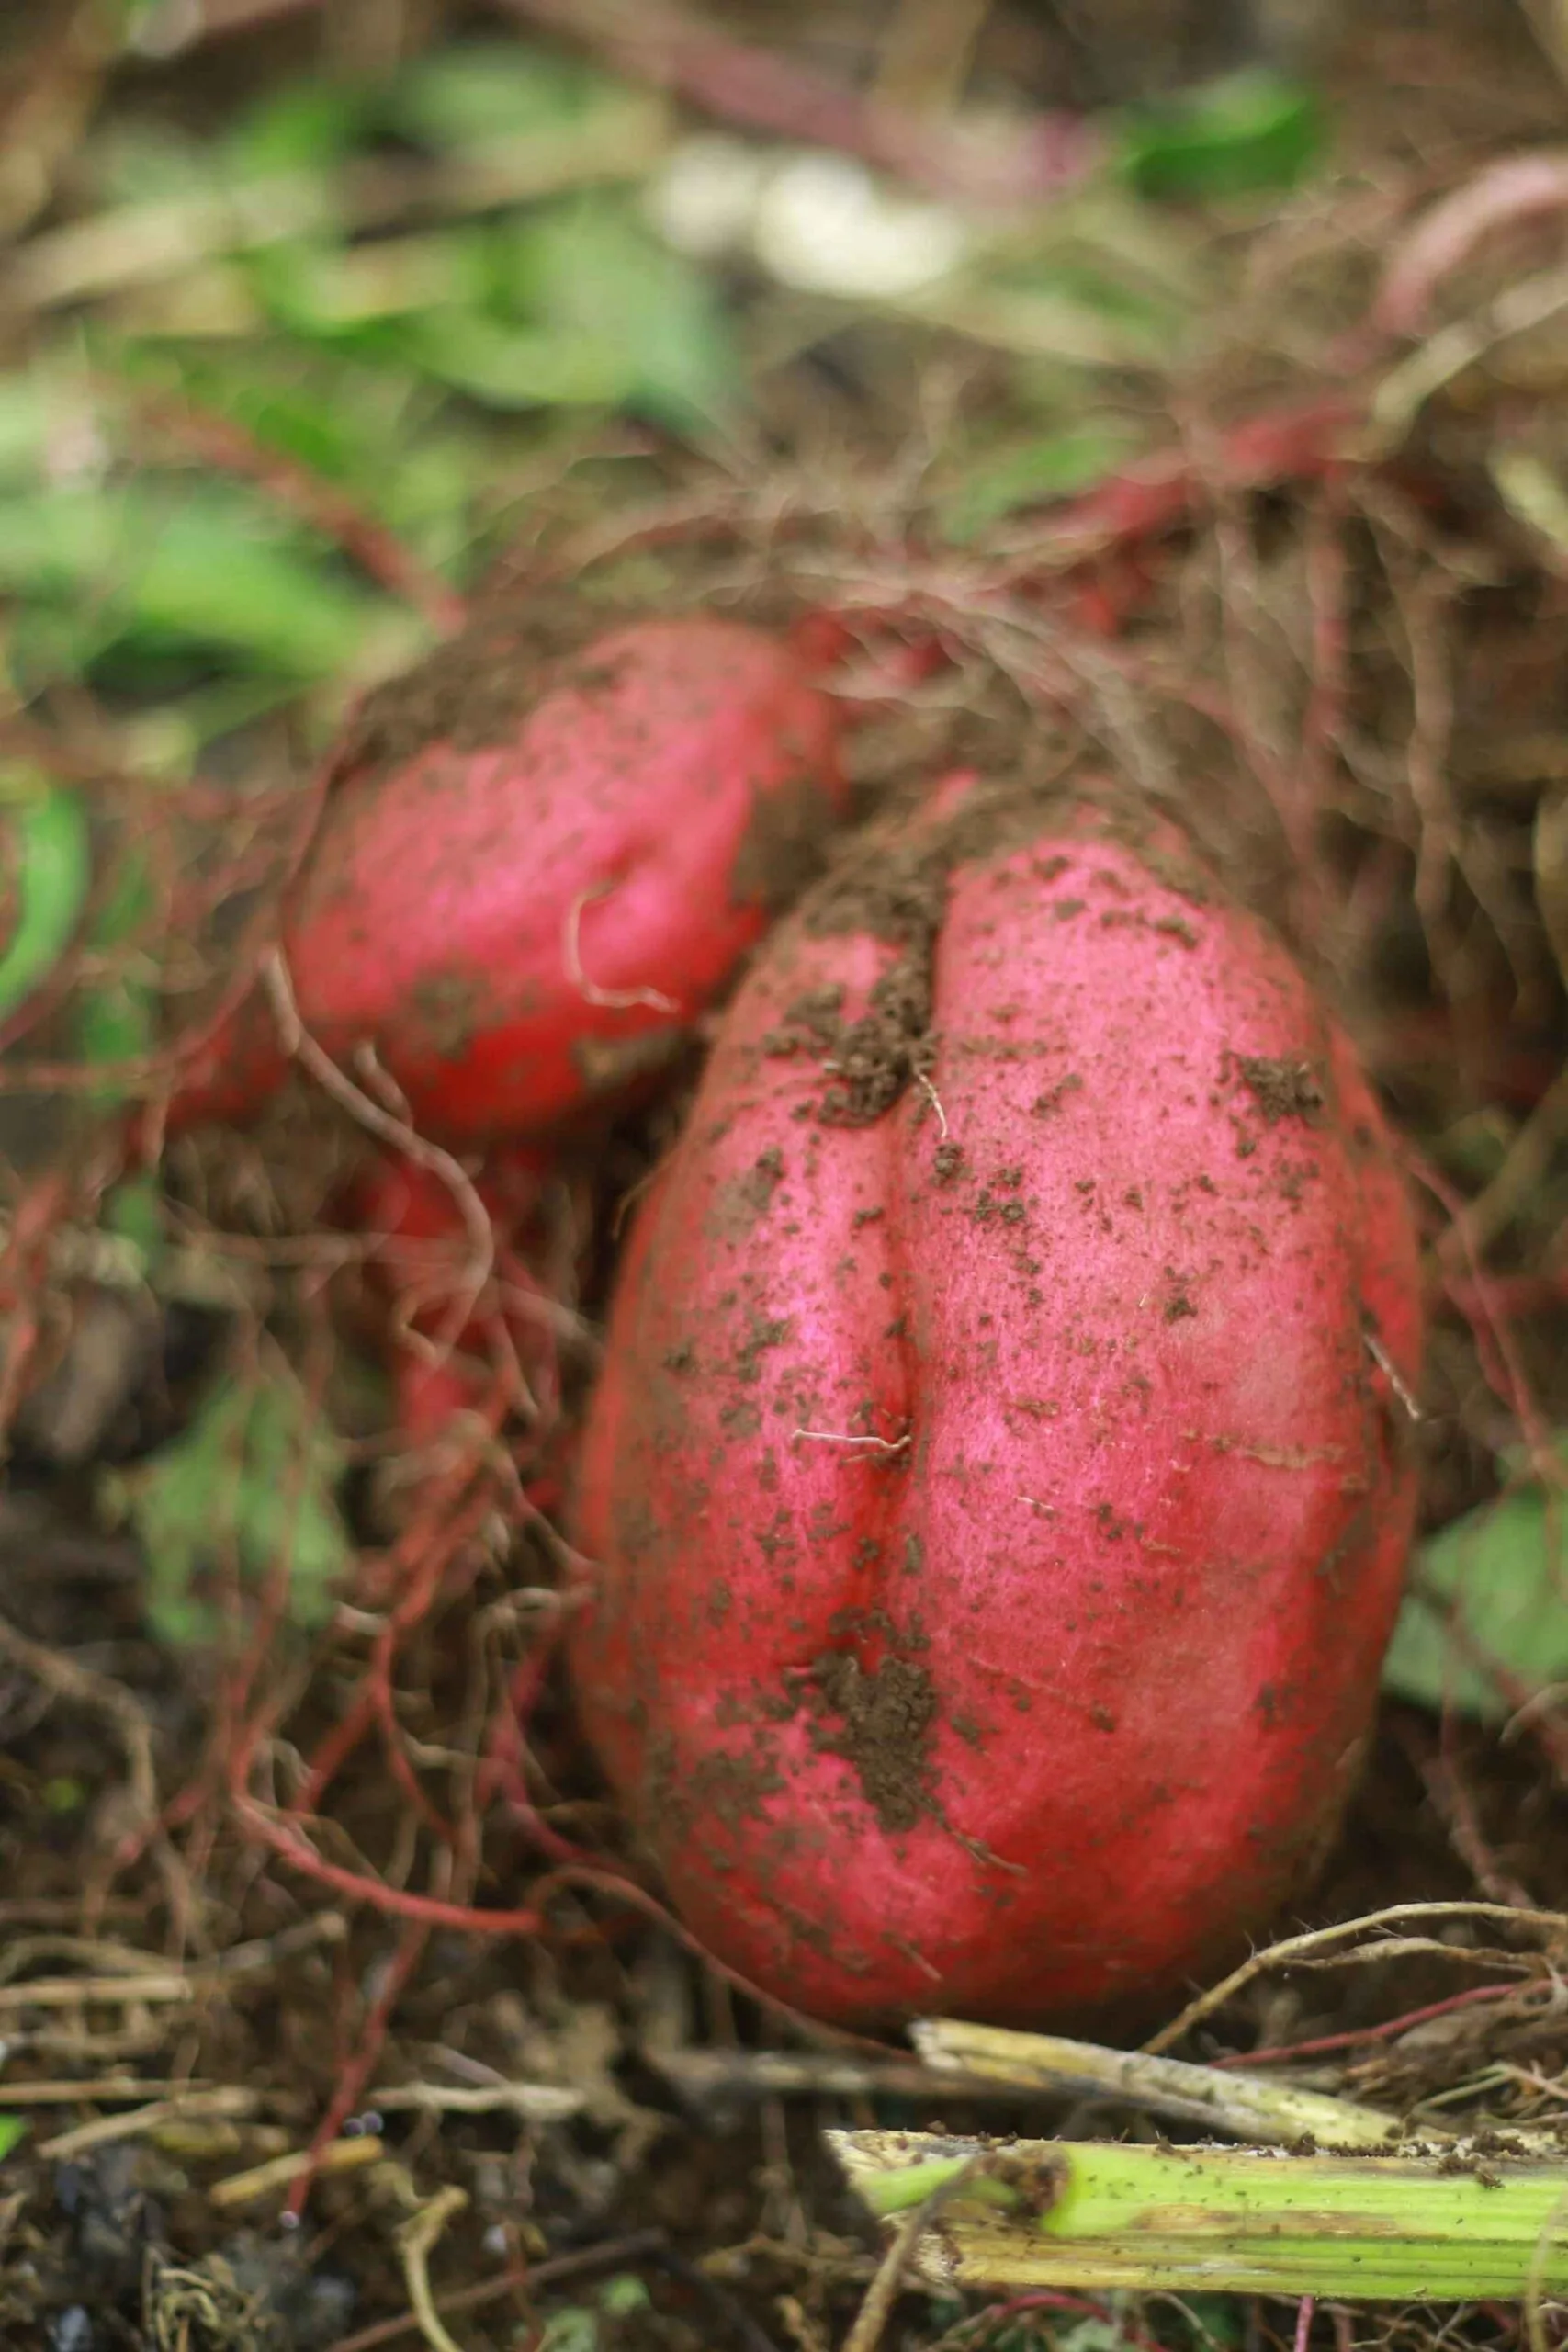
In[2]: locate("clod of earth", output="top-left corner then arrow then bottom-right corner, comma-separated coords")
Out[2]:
569,779 -> 1426,2030
170,612 -> 849,1140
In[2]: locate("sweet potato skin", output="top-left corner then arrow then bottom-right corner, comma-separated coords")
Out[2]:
170,616 -> 848,1140
570,794 -> 1424,2028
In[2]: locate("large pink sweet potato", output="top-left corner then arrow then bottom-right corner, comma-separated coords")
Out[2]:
171,614 -> 847,1139
570,784 -> 1424,2029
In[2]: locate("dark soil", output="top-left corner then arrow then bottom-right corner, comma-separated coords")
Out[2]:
330,602 -> 659,779
1237,1055 -> 1329,1126
805,1652 -> 940,1836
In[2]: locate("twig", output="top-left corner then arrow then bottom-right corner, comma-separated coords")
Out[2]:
394,2186 -> 469,2352
910,2022 -> 1405,2148
0,1973 -> 192,2010
0,2078 -> 218,2105
647,2242 -> 786,2352
916,1072 -> 949,1136
323,2231 -> 671,2352
844,2159 -> 980,2352
1144,1903 -> 1568,2057
656,2045 -> 1034,2105
1373,153 -> 1568,338
1372,261 -> 1568,439
367,2081 -> 584,2120
38,2085 -> 257,2162
1438,1062 -> 1568,1267
208,2135 -> 387,2210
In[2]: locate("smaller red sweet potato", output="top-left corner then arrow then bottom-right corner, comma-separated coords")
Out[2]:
171,614 -> 849,1141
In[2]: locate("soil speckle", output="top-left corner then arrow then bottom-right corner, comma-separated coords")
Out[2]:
734,1311 -> 790,1384
1032,1074 -> 1085,1117
805,1651 -> 938,1834
739,1147 -> 785,1220
1238,1054 -> 1326,1125
1163,1269 -> 1199,1322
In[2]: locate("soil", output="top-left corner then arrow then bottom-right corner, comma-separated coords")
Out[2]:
1238,1055 -> 1330,1126
805,1652 -> 939,1836
329,603 -> 645,778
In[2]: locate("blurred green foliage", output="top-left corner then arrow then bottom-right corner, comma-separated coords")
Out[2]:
112,1365 -> 352,1647
1383,1461 -> 1568,1721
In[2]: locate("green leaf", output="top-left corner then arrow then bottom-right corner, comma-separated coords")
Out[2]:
388,42 -> 607,153
119,1368 -> 353,1648
1382,1470 -> 1568,1721
538,2311 -> 600,2352
936,421 -> 1145,544
0,2116 -> 25,2165
245,234 -> 493,345
0,376 -> 77,482
124,501 -> 388,675
1113,69 -> 1325,201
0,779 -> 93,1025
500,198 -> 739,434
222,81 -> 380,180
0,481 -> 393,681
598,2275 -> 651,2317
397,309 -> 628,410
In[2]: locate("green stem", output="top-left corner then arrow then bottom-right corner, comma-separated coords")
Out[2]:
832,2130 -> 1568,2300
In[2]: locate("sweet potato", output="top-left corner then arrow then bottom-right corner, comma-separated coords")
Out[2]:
171,613 -> 848,1140
570,783 -> 1424,2028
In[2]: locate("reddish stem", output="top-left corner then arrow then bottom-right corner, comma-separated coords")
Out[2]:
1213,1978 -> 1531,2068
489,0 -> 1098,207
285,1917 -> 430,2221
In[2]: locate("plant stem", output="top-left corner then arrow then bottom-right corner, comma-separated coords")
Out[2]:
910,2018 -> 1407,2149
831,2130 -> 1568,2300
